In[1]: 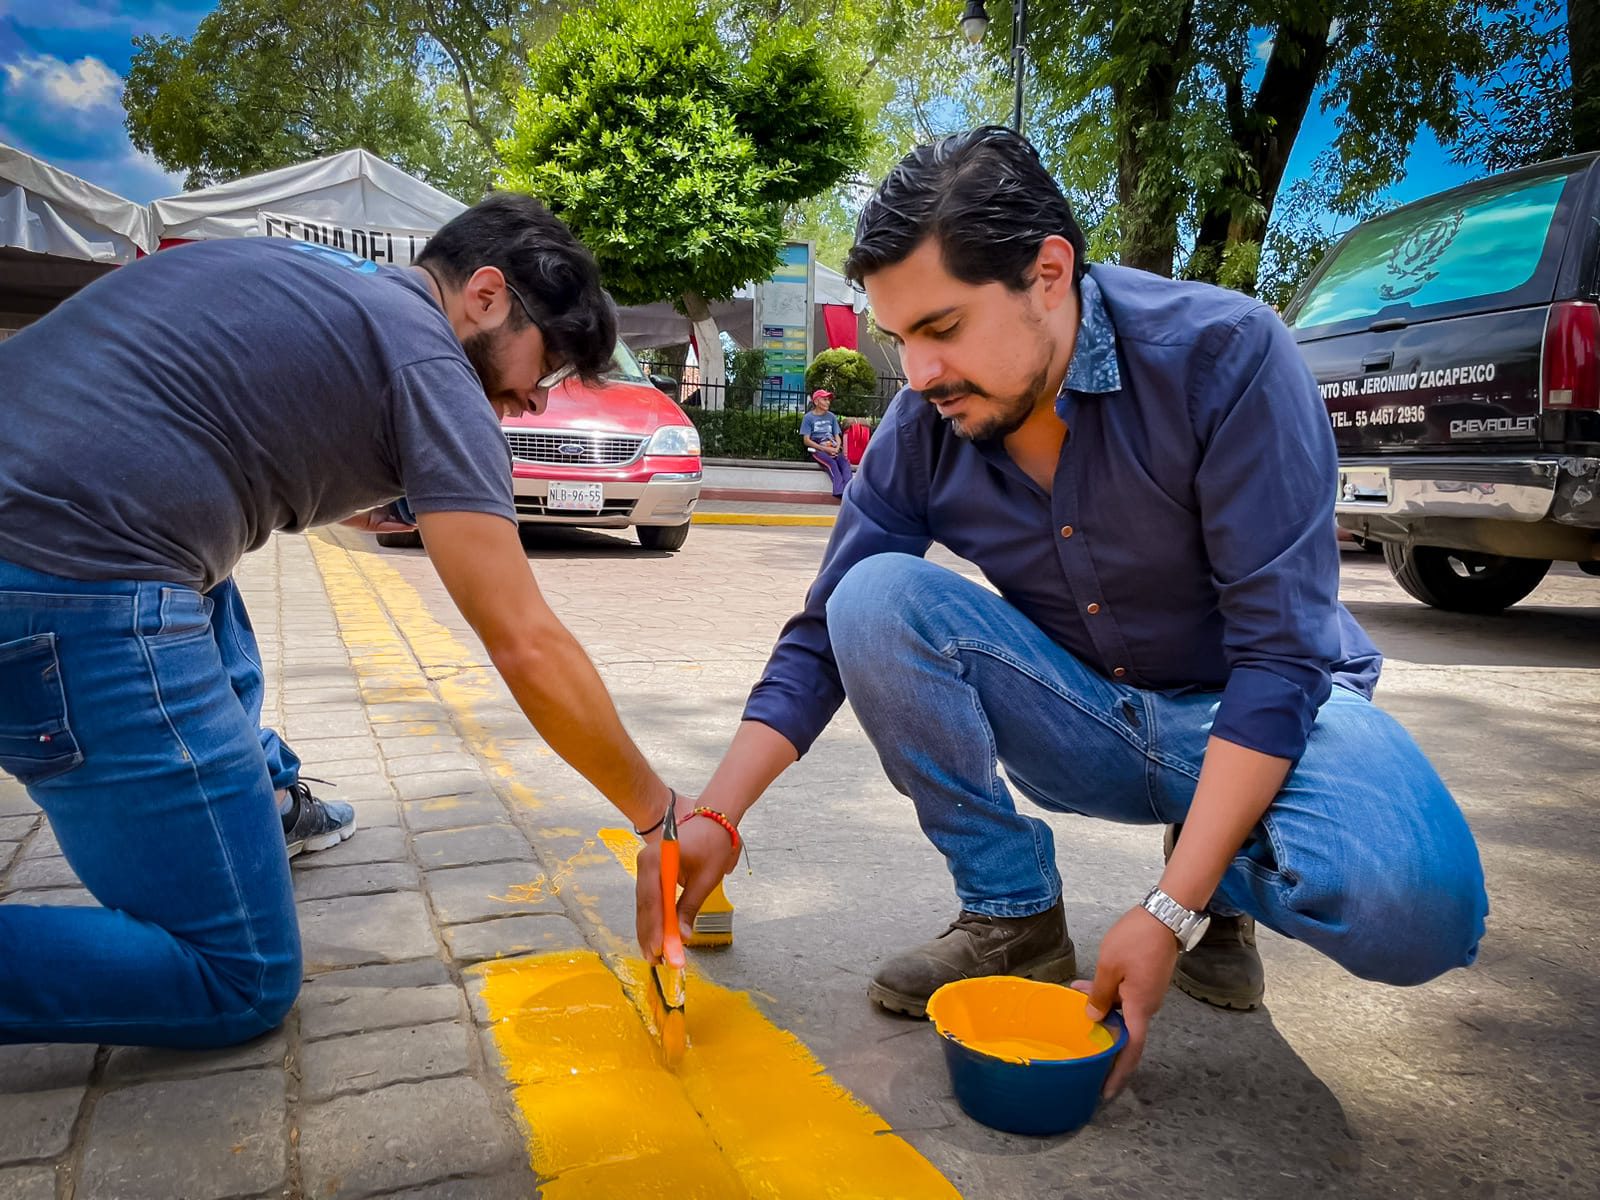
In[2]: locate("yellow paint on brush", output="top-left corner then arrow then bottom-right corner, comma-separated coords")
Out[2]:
310,532 -> 958,1197
479,951 -> 960,1199
927,975 -> 1114,1065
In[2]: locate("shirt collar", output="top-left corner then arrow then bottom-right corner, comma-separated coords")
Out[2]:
1063,270 -> 1122,397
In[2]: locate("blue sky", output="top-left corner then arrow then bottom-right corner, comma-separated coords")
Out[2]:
2,0 -> 1487,206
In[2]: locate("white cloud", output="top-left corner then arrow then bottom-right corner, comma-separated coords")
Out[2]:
3,52 -> 122,113
1255,37 -> 1275,63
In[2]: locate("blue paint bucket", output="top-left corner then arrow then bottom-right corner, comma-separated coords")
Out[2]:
928,976 -> 1127,1136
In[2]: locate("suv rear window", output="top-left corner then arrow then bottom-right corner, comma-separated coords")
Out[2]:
1287,160 -> 1587,336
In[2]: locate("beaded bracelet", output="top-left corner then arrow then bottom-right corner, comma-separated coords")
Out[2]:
632,787 -> 676,838
685,806 -> 741,853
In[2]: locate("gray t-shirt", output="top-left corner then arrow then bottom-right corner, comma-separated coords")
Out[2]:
0,237 -> 514,591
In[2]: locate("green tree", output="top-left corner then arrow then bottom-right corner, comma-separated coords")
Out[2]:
500,0 -> 867,400
1451,0 -> 1584,172
123,0 -> 554,197
1017,0 -> 1499,291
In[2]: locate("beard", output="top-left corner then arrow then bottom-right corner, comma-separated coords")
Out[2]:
462,327 -> 512,403
926,359 -> 1053,442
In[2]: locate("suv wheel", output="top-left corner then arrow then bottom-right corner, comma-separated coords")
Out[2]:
1382,543 -> 1551,613
637,522 -> 690,552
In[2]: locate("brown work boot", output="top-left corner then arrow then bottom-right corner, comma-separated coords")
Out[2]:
867,901 -> 1078,1018
1164,824 -> 1266,1011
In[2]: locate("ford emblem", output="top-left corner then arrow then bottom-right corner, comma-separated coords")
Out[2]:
558,443 -> 586,457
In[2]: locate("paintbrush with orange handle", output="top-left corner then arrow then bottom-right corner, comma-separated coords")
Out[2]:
649,804 -> 688,1067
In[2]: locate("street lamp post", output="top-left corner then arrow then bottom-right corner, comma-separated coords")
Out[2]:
960,0 -> 1028,134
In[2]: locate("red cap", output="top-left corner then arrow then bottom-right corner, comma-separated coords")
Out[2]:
811,388 -> 834,401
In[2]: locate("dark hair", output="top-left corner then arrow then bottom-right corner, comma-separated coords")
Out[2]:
418,192 -> 617,384
845,126 -> 1088,291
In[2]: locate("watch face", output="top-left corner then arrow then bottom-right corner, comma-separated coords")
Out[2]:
1180,913 -> 1212,952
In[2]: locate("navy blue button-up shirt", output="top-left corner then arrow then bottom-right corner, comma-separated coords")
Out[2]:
744,263 -> 1382,763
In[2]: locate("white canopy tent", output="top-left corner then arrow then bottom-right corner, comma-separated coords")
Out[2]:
0,143 -> 155,332
150,149 -> 466,263
616,261 -> 868,351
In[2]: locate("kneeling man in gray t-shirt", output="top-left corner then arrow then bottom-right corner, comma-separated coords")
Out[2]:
0,193 -> 697,1048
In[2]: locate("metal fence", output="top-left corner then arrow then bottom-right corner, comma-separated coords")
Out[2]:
637,357 -> 907,420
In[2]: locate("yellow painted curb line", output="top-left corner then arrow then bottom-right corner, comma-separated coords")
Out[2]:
306,532 -> 956,1200
691,512 -> 836,527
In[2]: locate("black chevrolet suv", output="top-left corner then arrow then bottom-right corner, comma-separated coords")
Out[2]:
1285,153 -> 1600,612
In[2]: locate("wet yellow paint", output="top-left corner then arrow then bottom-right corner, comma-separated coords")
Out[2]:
311,532 -> 959,1197
927,976 -> 1113,1064
479,951 -> 959,1199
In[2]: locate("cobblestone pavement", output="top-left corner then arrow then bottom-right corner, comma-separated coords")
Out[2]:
3,524 -> 1597,1199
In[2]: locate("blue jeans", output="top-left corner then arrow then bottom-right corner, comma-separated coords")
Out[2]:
826,554 -> 1488,986
0,559 -> 301,1046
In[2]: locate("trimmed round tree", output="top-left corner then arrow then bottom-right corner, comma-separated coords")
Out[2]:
499,0 -> 865,402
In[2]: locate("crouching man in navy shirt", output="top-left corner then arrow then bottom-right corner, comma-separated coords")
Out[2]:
637,126 -> 1488,1099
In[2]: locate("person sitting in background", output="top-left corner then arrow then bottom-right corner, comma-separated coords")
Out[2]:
801,389 -> 853,498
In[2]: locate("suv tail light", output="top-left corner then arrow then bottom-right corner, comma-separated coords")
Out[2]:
1542,300 -> 1599,410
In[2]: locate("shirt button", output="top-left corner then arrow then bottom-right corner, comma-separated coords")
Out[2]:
1113,667 -> 1127,678
1086,602 -> 1101,615
1060,525 -> 1074,538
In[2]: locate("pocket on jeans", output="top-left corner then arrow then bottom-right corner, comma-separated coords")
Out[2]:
0,633 -> 84,785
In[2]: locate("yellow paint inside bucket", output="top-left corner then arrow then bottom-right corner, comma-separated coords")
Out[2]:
927,976 -> 1115,1064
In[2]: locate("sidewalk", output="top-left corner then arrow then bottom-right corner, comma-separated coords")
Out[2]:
0,535 -> 541,1199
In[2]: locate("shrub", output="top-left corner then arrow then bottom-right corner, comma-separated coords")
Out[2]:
687,409 -> 810,461
805,348 -> 878,416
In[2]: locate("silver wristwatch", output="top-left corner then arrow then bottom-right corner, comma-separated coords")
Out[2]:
1140,886 -> 1211,951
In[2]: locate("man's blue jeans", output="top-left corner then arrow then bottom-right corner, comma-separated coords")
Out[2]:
826,554 -> 1488,986
0,558 -> 301,1046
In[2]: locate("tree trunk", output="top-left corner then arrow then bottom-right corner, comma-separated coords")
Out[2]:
1189,11 -> 1333,292
1572,0 -> 1600,153
681,289 -> 726,410
1109,2 -> 1195,276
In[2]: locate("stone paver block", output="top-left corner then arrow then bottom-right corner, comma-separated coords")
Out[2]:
298,1077 -> 518,1199
0,1166 -> 56,1200
0,788 -> 38,819
282,711 -> 373,741
292,861 -> 420,902
401,795 -> 506,832
291,825 -> 409,868
0,1043 -> 97,1091
1,888 -> 98,908
411,824 -> 532,869
103,1030 -> 287,1085
299,1021 -> 471,1101
364,702 -> 450,726
0,1088 -> 80,1164
0,843 -> 17,877
0,815 -> 38,841
349,799 -> 402,828
19,829 -> 58,858
376,733 -> 468,757
379,1171 -> 535,1199
4,856 -> 79,891
384,752 -> 486,779
298,890 -> 439,972
303,776 -> 396,804
444,914 -> 588,965
395,772 -> 491,802
78,1069 -> 285,1200
423,862 -> 562,925
299,980 -> 462,1042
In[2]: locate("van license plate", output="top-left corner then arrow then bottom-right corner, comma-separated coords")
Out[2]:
1337,469 -> 1390,507
548,483 -> 604,511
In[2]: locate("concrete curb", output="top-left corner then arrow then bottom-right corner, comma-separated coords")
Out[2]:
691,512 -> 838,527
